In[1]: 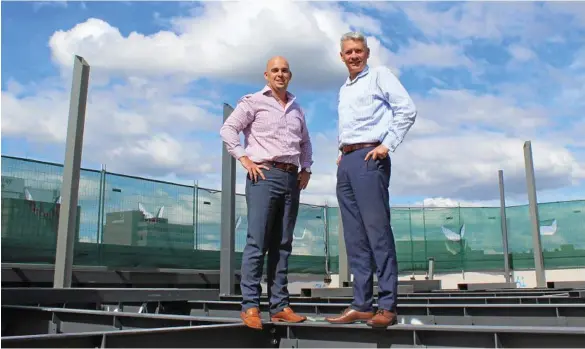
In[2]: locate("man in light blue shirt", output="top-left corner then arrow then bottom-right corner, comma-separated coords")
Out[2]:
325,31 -> 417,328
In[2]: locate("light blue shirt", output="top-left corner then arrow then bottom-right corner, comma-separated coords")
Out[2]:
338,65 -> 417,153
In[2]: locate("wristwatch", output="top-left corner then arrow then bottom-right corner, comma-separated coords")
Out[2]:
301,167 -> 311,174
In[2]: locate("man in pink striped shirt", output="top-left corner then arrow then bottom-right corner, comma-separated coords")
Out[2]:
220,56 -> 313,330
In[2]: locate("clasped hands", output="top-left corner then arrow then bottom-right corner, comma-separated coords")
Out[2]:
239,156 -> 310,190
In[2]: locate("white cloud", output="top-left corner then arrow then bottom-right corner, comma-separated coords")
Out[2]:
508,45 -> 536,62
394,41 -> 474,69
266,89 -> 584,206
1,74 -> 223,178
44,1 -> 481,90
397,2 -> 579,45
3,0 -> 584,211
46,2 -> 395,90
414,89 -> 550,134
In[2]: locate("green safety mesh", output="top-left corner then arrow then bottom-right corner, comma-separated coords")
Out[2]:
2,155 -> 584,275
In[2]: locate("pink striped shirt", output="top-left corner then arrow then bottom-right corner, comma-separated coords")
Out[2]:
220,86 -> 313,170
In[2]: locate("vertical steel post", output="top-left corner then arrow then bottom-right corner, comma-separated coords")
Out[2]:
53,55 -> 90,288
427,257 -> 435,280
323,205 -> 330,277
220,103 -> 236,295
193,180 -> 199,250
338,206 -> 350,286
523,141 -> 546,288
498,170 -> 512,283
96,164 -> 105,266
422,202 -> 428,262
458,202 -> 464,274
408,207 -> 414,273
96,164 -> 104,243
99,164 -> 107,244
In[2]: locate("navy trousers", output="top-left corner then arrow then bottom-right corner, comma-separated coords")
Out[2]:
240,165 -> 299,314
336,146 -> 398,312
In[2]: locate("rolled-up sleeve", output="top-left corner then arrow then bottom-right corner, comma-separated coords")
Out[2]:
377,67 -> 417,152
219,96 -> 255,160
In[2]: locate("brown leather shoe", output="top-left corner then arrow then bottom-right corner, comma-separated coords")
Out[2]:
240,307 -> 263,330
271,307 -> 307,323
325,307 -> 374,324
366,309 -> 397,328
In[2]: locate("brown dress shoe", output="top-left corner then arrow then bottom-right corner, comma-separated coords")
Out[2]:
366,309 -> 397,328
325,307 -> 374,324
241,307 -> 263,330
271,307 -> 307,323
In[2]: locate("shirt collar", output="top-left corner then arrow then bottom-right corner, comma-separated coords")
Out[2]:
261,85 -> 296,103
345,65 -> 370,86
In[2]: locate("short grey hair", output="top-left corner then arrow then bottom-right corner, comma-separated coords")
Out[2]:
340,31 -> 368,50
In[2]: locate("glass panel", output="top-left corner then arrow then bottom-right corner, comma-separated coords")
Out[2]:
537,200 -> 585,269
409,207 -> 428,272
422,207 -> 463,273
2,156 -> 584,274
1,156 -> 101,265
326,206 -> 339,274
392,207 -> 414,273
289,204 -> 327,274
100,173 -> 195,269
459,207 -> 503,272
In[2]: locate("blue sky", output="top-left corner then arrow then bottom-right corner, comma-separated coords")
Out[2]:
2,0 -> 585,208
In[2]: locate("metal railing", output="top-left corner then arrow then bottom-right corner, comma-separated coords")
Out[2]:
2,155 -> 584,274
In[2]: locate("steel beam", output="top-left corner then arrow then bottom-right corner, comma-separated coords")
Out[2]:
548,281 -> 585,289
9,301 -> 585,328
523,141 -> 546,287
301,280 -> 441,297
273,322 -> 585,348
1,323 -> 271,348
398,279 -> 442,291
3,318 -> 585,348
405,289 -> 580,297
53,55 -> 90,289
182,301 -> 585,326
3,264 -> 241,289
4,303 -> 585,336
234,288 -> 584,301
220,103 -> 236,296
221,294 -> 585,305
1,288 -> 219,306
498,169 -> 512,283
2,305 -> 241,336
457,282 -> 517,291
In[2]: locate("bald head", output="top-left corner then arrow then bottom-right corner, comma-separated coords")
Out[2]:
264,55 -> 292,93
266,56 -> 290,72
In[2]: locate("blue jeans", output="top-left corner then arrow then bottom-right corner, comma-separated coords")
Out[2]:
336,146 -> 398,312
240,165 -> 300,315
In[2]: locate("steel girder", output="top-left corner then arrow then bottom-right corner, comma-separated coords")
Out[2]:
2,313 -> 585,348
3,287 -> 585,348
220,294 -> 585,304
300,286 -> 585,298
183,301 -> 585,327
3,301 -> 585,333
1,287 -> 219,306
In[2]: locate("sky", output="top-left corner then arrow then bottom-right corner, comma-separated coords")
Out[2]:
2,0 -> 585,209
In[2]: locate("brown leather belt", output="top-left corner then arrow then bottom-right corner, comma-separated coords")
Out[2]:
341,142 -> 380,154
259,161 -> 298,173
